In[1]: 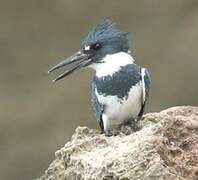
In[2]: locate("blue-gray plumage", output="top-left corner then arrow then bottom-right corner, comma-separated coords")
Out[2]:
48,19 -> 151,135
93,64 -> 141,99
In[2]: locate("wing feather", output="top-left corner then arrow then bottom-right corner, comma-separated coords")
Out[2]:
91,80 -> 104,131
138,67 -> 151,118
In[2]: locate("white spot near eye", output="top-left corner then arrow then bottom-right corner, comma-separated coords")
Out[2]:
84,46 -> 90,51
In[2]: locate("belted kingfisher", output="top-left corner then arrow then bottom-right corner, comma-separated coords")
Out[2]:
48,19 -> 151,135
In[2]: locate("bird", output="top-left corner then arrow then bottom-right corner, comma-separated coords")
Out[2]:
48,19 -> 151,136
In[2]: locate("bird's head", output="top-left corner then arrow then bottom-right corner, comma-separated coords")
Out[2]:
48,19 -> 130,81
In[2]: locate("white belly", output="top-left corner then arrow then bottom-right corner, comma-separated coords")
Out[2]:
95,82 -> 142,131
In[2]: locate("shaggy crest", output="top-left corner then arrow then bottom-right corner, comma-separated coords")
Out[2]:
82,19 -> 129,47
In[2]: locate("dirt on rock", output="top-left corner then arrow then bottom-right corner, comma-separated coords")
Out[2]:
37,106 -> 198,180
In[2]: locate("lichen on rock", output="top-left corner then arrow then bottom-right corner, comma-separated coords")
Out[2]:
38,106 -> 198,180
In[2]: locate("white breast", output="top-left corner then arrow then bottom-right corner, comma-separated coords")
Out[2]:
95,82 -> 142,131
89,52 -> 135,78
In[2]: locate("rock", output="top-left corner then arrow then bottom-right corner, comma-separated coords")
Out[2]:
37,106 -> 198,180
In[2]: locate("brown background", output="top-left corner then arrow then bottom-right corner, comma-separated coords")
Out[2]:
0,0 -> 198,179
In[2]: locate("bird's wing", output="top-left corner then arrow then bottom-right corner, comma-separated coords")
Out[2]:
138,67 -> 151,118
91,80 -> 104,131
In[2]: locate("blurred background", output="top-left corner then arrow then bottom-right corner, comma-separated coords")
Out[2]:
0,0 -> 198,179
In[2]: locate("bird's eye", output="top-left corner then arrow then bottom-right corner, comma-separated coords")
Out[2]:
91,43 -> 102,51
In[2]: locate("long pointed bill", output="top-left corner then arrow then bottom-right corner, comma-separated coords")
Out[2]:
48,51 -> 91,82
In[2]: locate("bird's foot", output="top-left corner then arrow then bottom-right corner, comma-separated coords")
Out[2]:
119,121 -> 140,135
102,121 -> 141,136
104,129 -> 120,137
